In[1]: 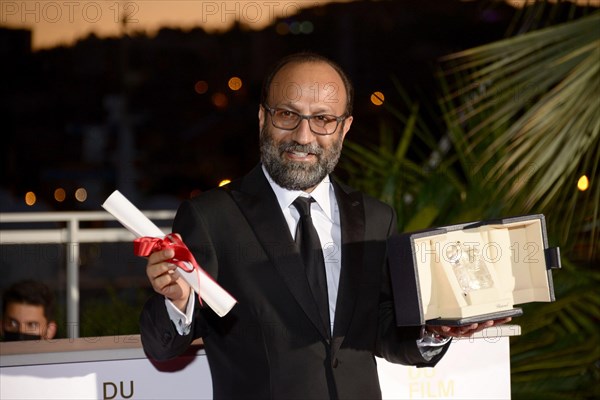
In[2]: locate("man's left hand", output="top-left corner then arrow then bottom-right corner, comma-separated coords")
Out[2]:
427,317 -> 513,338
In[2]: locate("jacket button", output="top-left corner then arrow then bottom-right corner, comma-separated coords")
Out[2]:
332,358 -> 339,368
162,332 -> 172,343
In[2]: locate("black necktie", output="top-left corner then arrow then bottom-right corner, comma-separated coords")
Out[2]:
292,196 -> 330,336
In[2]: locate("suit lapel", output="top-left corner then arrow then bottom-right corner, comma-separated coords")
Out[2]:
228,165 -> 331,340
331,179 -> 365,352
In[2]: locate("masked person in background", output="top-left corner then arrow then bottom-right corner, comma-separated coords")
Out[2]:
1,279 -> 57,341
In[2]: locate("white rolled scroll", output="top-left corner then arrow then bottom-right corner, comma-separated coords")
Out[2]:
102,190 -> 237,317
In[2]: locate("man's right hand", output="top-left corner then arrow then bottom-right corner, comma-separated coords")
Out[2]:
146,246 -> 191,312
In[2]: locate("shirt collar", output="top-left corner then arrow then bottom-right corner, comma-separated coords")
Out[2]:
262,164 -> 334,221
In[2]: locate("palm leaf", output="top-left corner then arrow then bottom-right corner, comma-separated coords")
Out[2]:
437,5 -> 600,397
341,8 -> 599,396
439,11 -> 600,261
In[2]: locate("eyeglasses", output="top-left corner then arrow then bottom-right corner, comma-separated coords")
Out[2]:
263,104 -> 347,136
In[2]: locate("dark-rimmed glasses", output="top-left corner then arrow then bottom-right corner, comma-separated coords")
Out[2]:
263,104 -> 348,136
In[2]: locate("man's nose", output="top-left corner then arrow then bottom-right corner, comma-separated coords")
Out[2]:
291,118 -> 314,144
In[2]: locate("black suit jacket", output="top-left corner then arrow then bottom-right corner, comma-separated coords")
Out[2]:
140,164 -> 449,399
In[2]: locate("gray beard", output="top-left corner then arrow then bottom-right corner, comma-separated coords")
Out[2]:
260,126 -> 343,191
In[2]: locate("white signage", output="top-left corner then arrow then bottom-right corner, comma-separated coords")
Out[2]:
1,330 -> 514,400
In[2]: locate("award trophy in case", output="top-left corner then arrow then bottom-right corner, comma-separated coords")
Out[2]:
389,214 -> 561,326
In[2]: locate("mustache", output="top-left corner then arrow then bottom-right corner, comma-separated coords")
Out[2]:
279,141 -> 323,156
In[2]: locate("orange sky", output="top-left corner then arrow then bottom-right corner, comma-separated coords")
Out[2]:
2,0 -> 597,50
1,0 -> 353,50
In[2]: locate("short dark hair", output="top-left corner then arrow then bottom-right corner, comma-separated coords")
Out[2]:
2,280 -> 55,321
260,51 -> 354,116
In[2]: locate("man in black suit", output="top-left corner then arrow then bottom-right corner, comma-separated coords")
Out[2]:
139,52 -> 509,399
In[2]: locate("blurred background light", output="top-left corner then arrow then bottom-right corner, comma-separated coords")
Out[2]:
24,191 -> 36,206
75,188 -> 88,202
228,77 -> 243,91
289,21 -> 301,34
211,92 -> 228,108
194,80 -> 209,94
370,91 -> 385,106
577,175 -> 589,191
300,21 -> 314,34
275,22 -> 289,35
54,188 -> 66,202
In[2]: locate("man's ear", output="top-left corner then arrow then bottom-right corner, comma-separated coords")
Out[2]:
258,105 -> 265,132
45,321 -> 57,340
341,115 -> 353,140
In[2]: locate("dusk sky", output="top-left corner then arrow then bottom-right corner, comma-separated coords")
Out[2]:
3,0 -> 596,50
1,0 -> 354,50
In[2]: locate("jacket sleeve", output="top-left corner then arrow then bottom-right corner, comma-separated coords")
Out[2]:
375,288 -> 450,367
374,204 -> 450,367
139,199 -> 215,361
139,294 -> 204,361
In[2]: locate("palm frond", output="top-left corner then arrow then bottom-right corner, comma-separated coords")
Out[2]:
439,11 -> 600,261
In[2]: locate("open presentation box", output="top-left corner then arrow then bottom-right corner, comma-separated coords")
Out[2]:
388,214 -> 561,326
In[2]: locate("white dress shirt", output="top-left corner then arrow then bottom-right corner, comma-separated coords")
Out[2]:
262,165 -> 341,335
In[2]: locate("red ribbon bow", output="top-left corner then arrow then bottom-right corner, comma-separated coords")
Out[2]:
134,233 -> 203,306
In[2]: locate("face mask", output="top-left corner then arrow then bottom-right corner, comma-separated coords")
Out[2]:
2,331 -> 42,341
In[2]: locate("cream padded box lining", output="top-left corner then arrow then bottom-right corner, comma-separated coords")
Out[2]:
412,219 -> 551,319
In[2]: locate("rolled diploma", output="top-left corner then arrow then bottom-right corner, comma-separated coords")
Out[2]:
102,190 -> 237,317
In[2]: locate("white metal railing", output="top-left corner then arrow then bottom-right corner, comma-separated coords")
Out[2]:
0,210 -> 175,338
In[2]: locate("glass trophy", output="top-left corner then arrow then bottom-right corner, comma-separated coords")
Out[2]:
446,241 -> 494,293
